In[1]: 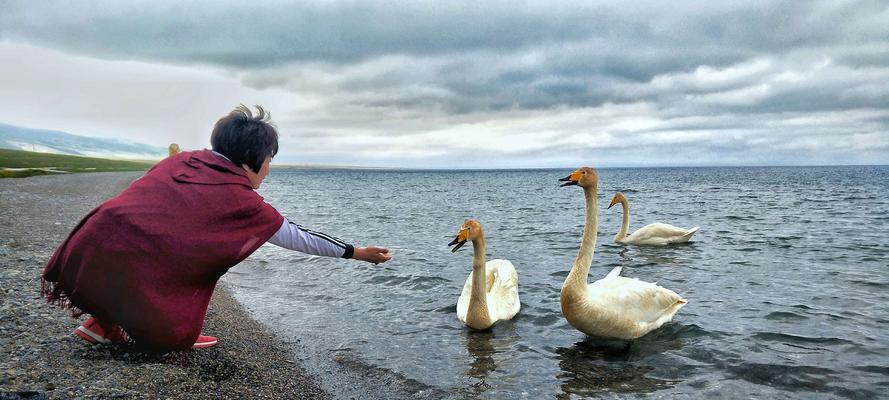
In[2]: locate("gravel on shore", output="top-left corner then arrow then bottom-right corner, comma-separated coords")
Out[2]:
0,172 -> 329,399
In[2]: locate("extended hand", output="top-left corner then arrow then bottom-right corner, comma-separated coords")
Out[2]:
352,246 -> 391,264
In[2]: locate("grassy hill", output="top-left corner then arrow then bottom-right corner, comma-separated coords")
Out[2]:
0,148 -> 154,178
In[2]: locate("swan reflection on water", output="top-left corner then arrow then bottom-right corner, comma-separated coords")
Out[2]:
555,323 -> 689,397
464,330 -> 496,396
465,330 -> 497,380
612,243 -> 702,269
460,326 -> 523,398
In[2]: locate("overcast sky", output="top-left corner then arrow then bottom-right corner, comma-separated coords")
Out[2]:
1,0 -> 887,168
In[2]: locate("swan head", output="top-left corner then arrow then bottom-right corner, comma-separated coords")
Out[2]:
448,219 -> 483,252
607,192 -> 627,209
558,167 -> 598,188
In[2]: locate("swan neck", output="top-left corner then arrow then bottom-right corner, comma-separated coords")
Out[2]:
467,237 -> 492,328
617,197 -> 630,240
471,237 -> 486,272
566,185 -> 598,292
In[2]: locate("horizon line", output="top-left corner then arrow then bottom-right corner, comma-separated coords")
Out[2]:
271,163 -> 889,171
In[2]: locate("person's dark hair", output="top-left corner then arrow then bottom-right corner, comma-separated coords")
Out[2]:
211,105 -> 279,173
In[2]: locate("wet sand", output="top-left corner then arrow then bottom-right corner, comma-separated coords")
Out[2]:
0,172 -> 328,399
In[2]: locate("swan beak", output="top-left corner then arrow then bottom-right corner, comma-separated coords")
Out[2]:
607,197 -> 618,209
559,174 -> 578,187
448,237 -> 467,252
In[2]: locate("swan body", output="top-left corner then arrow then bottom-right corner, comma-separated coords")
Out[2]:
449,220 -> 520,330
559,168 -> 687,340
609,192 -> 699,246
456,259 -> 520,328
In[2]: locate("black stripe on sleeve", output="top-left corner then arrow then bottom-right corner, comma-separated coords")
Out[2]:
295,225 -> 348,250
341,244 -> 354,259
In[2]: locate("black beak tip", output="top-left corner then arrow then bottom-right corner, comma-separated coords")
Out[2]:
607,204 -> 614,209
448,240 -> 466,252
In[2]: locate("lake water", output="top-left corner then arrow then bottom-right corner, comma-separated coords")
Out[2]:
223,166 -> 889,399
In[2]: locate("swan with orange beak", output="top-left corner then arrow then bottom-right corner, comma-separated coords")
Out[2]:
448,219 -> 520,330
607,192 -> 700,246
558,167 -> 687,340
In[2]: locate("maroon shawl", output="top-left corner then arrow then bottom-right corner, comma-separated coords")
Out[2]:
42,150 -> 283,349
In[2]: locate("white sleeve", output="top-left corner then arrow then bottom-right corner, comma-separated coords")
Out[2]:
267,218 -> 354,259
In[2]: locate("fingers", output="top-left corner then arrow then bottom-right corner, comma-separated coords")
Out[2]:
355,246 -> 392,264
370,250 -> 392,264
366,246 -> 389,254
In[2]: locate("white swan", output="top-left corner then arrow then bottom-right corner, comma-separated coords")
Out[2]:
559,167 -> 687,340
608,192 -> 699,246
448,219 -> 520,330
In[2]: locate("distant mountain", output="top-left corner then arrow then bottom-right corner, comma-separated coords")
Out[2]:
0,123 -> 166,160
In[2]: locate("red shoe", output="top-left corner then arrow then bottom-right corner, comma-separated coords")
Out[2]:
74,317 -> 129,345
192,335 -> 218,349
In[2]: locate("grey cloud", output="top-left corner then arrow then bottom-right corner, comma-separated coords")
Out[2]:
4,1 -> 884,67
6,1 -> 884,116
2,0 -> 888,167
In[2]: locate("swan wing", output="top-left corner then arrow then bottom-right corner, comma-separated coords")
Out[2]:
628,223 -> 698,245
589,275 -> 686,330
456,272 -> 474,323
486,259 -> 520,321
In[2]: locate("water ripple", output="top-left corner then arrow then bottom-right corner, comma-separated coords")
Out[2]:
224,166 -> 889,399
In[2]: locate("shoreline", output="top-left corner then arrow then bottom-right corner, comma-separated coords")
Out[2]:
0,172 -> 327,399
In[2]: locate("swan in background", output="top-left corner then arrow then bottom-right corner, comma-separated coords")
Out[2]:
559,168 -> 687,339
608,192 -> 700,246
448,219 -> 520,330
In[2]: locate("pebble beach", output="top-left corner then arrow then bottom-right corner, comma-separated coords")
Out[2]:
0,172 -> 328,399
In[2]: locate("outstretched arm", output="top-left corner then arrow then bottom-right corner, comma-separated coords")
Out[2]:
267,218 -> 391,264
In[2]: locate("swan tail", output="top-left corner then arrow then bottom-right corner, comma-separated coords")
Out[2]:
605,266 -> 623,279
646,295 -> 688,332
660,297 -> 688,324
675,227 -> 699,243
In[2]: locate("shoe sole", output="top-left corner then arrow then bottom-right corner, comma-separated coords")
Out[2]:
192,339 -> 218,349
74,326 -> 109,344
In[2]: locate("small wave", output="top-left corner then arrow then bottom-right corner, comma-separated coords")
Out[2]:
435,304 -> 457,313
406,276 -> 451,290
842,195 -> 875,201
847,279 -> 889,288
363,275 -> 411,286
751,332 -> 853,345
526,313 -> 561,327
654,323 -> 717,339
852,365 -> 889,376
773,235 -> 803,241
725,362 -> 843,393
764,311 -> 809,321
